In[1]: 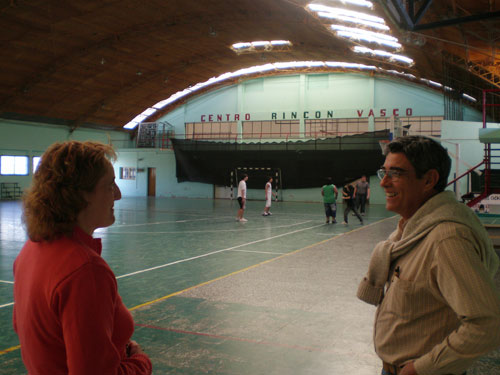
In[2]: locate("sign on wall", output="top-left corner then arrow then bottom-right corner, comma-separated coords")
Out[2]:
199,108 -> 414,122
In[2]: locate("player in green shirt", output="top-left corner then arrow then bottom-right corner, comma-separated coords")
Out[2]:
321,177 -> 338,224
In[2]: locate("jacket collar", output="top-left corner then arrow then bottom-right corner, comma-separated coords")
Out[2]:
73,226 -> 102,255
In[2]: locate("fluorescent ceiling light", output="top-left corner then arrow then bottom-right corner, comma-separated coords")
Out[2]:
420,78 -> 442,88
308,4 -> 385,24
317,11 -> 389,30
331,25 -> 398,42
325,61 -> 376,70
131,114 -> 148,123
231,40 -> 292,53
271,40 -> 290,45
232,42 -> 252,49
386,70 -> 416,80
141,108 -> 157,116
334,0 -> 373,7
462,93 -> 477,102
274,61 -> 325,68
353,46 -> 413,65
251,41 -> 269,47
124,121 -> 139,129
331,25 -> 401,48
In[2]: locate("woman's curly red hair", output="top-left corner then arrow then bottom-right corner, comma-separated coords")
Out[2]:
23,141 -> 116,242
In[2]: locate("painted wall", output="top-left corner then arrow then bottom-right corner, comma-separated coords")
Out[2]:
115,149 -> 213,198
0,119 -> 132,193
160,73 -> 473,132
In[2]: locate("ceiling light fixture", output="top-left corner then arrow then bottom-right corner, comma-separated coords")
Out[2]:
385,69 -> 416,80
231,40 -> 292,53
317,11 -> 389,30
419,78 -> 442,88
329,0 -> 374,8
330,24 -> 401,49
353,46 -> 413,65
462,93 -> 477,102
307,4 -> 384,24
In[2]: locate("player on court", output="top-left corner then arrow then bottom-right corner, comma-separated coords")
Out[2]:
263,176 -> 275,216
236,174 -> 248,222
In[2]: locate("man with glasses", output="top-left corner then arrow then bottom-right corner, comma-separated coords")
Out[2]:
357,136 -> 500,375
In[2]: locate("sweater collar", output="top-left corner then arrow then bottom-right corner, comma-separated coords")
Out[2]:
73,226 -> 102,255
401,191 -> 470,239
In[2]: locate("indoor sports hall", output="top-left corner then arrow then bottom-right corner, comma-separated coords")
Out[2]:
0,197 -> 398,374
1,197 -> 500,374
1,1 -> 500,374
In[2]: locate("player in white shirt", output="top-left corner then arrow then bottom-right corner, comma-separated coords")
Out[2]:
236,174 -> 248,222
263,176 -> 275,216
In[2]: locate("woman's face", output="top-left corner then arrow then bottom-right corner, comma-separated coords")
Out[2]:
77,161 -> 121,235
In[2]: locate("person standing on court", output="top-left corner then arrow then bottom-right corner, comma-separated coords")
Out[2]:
13,141 -> 152,375
342,183 -> 363,225
353,174 -> 370,215
357,135 -> 500,375
321,177 -> 338,224
263,176 -> 275,216
236,174 -> 248,222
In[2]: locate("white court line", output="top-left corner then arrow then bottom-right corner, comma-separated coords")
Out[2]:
0,222 -> 318,310
229,249 -> 286,255
105,216 -> 230,228
0,218 -> 394,310
115,222 -> 325,279
103,221 -> 311,234
0,280 -> 14,284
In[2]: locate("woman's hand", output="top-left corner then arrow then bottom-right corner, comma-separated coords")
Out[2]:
127,340 -> 145,357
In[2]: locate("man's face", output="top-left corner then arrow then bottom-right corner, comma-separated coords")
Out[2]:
380,152 -> 434,220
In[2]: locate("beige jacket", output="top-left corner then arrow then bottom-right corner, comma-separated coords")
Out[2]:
357,191 -> 500,374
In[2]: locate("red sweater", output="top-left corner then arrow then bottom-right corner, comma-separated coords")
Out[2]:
13,227 -> 152,374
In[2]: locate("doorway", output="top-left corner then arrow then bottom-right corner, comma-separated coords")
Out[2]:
148,167 -> 156,197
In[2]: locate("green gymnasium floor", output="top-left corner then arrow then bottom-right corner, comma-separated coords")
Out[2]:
1,198 -> 499,374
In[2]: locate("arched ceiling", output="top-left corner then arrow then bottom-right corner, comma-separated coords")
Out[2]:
0,0 -> 499,132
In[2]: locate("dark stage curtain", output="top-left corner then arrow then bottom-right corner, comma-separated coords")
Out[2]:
171,130 -> 389,189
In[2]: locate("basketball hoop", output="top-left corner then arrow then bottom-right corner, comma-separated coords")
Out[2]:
378,140 -> 390,155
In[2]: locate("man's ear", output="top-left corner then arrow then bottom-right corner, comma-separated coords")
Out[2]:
424,169 -> 440,191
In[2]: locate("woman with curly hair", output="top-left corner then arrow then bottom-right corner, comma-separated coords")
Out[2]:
13,140 -> 152,374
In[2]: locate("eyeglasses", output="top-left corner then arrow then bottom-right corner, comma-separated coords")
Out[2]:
377,168 -> 408,180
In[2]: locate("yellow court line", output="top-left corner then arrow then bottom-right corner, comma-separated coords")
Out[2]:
0,345 -> 20,356
0,216 -> 396,356
128,218 -> 392,312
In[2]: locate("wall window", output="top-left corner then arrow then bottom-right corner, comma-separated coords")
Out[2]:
0,155 -> 29,175
32,156 -> 41,174
119,167 -> 136,180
